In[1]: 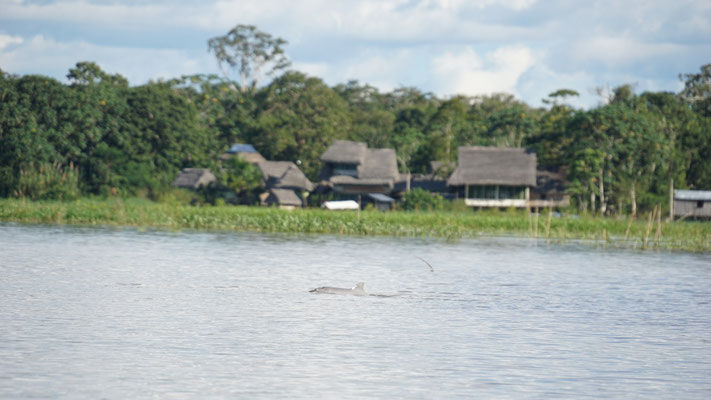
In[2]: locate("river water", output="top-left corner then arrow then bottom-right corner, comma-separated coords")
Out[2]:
1,223 -> 710,399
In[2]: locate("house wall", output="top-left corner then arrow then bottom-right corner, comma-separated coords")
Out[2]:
458,184 -> 531,208
466,185 -> 526,200
674,199 -> 711,218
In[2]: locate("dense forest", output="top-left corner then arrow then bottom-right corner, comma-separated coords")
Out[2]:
1,25 -> 710,216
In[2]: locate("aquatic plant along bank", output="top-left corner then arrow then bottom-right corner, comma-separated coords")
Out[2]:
0,198 -> 709,251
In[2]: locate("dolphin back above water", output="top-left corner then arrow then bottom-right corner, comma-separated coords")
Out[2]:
309,282 -> 366,295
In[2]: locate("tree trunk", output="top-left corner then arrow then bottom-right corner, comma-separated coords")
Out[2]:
599,167 -> 606,215
630,185 -> 637,217
590,192 -> 596,214
618,197 -> 623,217
444,121 -> 452,162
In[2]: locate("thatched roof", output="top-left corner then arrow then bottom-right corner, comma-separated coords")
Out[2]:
329,176 -> 394,186
359,148 -> 399,181
173,168 -> 216,189
257,161 -> 313,192
448,147 -> 536,187
265,188 -> 303,207
320,141 -> 400,193
320,140 -> 367,164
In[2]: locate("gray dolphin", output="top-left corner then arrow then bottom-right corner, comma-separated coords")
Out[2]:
309,282 -> 366,295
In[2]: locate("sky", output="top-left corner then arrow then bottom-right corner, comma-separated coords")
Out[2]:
0,0 -> 709,108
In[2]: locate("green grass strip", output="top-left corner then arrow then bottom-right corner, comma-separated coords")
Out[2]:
1,198 -> 710,252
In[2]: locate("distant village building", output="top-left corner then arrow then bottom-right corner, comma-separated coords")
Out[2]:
256,161 -> 313,208
673,190 -> 711,219
365,193 -> 396,211
263,188 -> 304,209
173,168 -> 216,189
257,161 -> 313,193
320,140 -> 400,195
447,146 -> 536,208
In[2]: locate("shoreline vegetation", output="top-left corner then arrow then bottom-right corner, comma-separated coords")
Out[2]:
1,198 -> 709,252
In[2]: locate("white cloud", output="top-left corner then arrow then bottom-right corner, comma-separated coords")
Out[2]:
293,48 -> 419,92
573,36 -> 684,67
0,34 -> 212,85
431,45 -> 535,97
0,0 -> 708,109
0,34 -> 23,50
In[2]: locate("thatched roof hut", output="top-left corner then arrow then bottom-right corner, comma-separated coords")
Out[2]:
320,140 -> 400,194
448,147 -> 536,187
257,161 -> 313,192
263,188 -> 303,209
173,168 -> 216,189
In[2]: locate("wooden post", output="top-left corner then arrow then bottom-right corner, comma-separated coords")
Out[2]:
527,205 -> 533,238
644,205 -> 656,248
624,215 -> 633,242
669,178 -> 674,222
656,204 -> 662,246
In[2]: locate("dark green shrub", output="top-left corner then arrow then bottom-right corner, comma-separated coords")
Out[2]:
401,188 -> 445,211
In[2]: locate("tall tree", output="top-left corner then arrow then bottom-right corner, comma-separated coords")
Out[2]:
208,24 -> 291,93
67,61 -> 128,87
679,63 -> 711,117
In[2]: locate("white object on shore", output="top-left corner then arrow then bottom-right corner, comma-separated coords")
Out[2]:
322,200 -> 359,210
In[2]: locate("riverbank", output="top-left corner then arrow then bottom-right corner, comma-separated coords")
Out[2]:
1,198 -> 709,252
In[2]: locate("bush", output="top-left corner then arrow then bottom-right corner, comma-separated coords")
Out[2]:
401,188 -> 445,211
154,188 -> 201,206
14,162 -> 80,201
